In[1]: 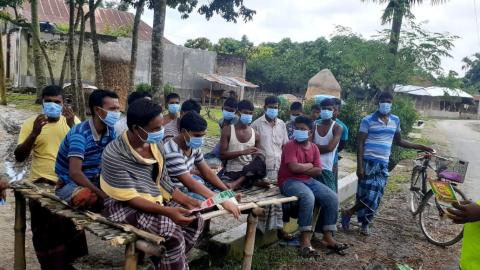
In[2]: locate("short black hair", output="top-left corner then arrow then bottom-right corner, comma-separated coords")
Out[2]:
332,98 -> 342,107
378,91 -> 393,102
127,91 -> 152,106
290,101 -> 302,111
294,115 -> 312,128
179,111 -> 207,132
223,97 -> 238,109
237,100 -> 254,111
88,89 -> 119,115
166,92 -> 180,103
181,99 -> 201,113
320,98 -> 335,107
311,104 -> 321,112
127,98 -> 163,130
265,96 -> 280,106
42,85 -> 63,98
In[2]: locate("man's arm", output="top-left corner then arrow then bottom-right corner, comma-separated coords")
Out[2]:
196,161 -> 229,191
338,140 -> 346,152
394,132 -> 433,152
127,197 -> 194,226
447,200 -> 480,224
316,124 -> 343,153
356,132 -> 367,180
69,157 -> 107,199
14,115 -> 48,162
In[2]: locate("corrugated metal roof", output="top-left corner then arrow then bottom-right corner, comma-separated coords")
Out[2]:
394,85 -> 473,99
197,73 -> 258,88
16,0 -> 169,42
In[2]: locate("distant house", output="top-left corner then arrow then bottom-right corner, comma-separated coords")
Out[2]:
2,0 -> 246,105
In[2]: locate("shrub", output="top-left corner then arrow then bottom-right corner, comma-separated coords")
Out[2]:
135,83 -> 153,93
163,83 -> 176,99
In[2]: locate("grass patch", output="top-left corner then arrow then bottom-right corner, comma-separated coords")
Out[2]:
200,107 -> 223,137
6,92 -> 41,112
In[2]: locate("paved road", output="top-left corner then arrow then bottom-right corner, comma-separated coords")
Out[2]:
435,120 -> 480,200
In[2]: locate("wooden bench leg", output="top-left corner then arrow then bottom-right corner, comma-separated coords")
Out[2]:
124,242 -> 138,270
242,207 -> 264,270
14,191 -> 26,270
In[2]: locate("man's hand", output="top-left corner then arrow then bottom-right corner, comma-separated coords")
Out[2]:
184,196 -> 202,210
356,167 -> 365,180
242,147 -> 258,155
447,200 -> 480,224
63,105 -> 76,127
166,207 -> 195,226
32,114 -> 48,136
221,200 -> 241,219
0,179 -> 9,202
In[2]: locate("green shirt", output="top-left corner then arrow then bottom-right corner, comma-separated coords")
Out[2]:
461,200 -> 480,270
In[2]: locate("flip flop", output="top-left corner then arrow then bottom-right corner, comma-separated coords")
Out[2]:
326,243 -> 349,256
298,246 -> 321,258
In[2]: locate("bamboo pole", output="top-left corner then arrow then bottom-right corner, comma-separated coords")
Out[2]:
135,239 -> 165,257
14,191 -> 26,270
242,207 -> 263,270
124,242 -> 138,270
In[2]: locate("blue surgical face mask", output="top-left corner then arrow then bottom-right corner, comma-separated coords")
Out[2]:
168,104 -> 180,115
265,108 -> 278,119
140,127 -> 164,144
240,114 -> 253,125
43,102 -> 62,119
222,110 -> 236,121
98,107 -> 121,127
379,102 -> 392,115
290,115 -> 298,122
293,129 -> 309,142
320,109 -> 333,120
186,132 -> 204,149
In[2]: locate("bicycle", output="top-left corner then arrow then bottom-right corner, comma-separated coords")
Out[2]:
409,151 -> 469,246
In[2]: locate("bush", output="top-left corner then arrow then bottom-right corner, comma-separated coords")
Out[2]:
163,83 -> 176,99
135,83 -> 153,93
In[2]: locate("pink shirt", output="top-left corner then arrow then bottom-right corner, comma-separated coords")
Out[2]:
277,140 -> 321,187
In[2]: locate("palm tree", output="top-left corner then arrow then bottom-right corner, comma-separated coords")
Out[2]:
128,0 -> 147,93
150,0 -> 166,104
30,0 -> 47,102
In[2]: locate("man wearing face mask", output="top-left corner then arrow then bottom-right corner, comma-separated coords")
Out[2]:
14,85 -> 84,270
341,91 -> 433,235
163,92 -> 181,126
286,102 -> 304,140
55,89 -> 121,210
313,99 -> 343,193
163,99 -> 201,142
114,91 -> 152,135
218,97 -> 239,129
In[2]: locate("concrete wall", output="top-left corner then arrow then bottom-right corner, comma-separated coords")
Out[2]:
419,109 -> 479,119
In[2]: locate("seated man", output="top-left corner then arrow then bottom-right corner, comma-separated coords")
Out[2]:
286,101 -> 303,140
101,98 -> 205,269
55,89 -> 120,209
163,92 -> 181,126
218,97 -> 239,129
163,99 -> 201,142
13,85 -> 85,269
114,91 -> 152,135
220,100 -> 266,190
313,98 -> 343,192
278,116 -> 348,256
163,111 -> 240,217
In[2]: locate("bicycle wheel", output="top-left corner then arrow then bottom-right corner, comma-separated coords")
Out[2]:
409,166 -> 423,214
418,187 -> 466,247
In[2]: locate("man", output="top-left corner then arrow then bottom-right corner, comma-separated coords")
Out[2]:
114,91 -> 152,135
332,98 -> 349,182
220,100 -> 265,190
309,104 -> 321,130
163,92 -> 181,126
218,97 -> 239,129
55,89 -> 120,210
286,101 -> 303,140
448,200 -> 480,270
163,111 -> 240,218
341,91 -> 433,235
278,116 -> 348,257
163,99 -> 201,142
14,85 -> 84,270
313,98 -> 343,192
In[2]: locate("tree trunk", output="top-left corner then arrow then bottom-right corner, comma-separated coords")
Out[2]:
89,0 -> 103,88
0,30 -> 6,105
128,0 -> 146,93
29,25 -> 55,85
76,8 -> 87,120
59,6 -> 82,87
388,1 -> 404,56
68,0 -> 79,116
31,0 -> 47,103
151,0 -> 166,104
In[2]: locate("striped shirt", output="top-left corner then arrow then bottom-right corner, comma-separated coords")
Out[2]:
163,119 -> 178,142
55,119 -> 115,185
164,139 -> 204,189
359,112 -> 401,164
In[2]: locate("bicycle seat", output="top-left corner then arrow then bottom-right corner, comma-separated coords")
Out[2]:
438,170 -> 463,183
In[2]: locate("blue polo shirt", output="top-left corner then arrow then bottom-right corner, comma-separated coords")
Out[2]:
334,118 -> 349,164
55,119 -> 115,185
359,112 -> 400,164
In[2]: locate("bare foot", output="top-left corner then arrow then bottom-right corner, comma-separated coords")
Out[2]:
253,180 -> 271,188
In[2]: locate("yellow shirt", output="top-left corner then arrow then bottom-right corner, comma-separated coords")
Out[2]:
17,115 -> 80,182
460,200 -> 480,270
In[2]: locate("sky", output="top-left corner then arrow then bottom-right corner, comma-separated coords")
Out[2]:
141,0 -> 480,76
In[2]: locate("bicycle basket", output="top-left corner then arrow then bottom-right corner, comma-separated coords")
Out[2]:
435,157 -> 469,183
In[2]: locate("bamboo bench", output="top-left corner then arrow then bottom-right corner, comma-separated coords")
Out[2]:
11,181 -> 309,270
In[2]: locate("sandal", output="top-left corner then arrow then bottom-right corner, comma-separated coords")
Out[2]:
326,243 -> 349,256
298,246 -> 321,258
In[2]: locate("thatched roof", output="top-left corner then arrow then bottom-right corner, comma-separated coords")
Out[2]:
305,69 -> 341,99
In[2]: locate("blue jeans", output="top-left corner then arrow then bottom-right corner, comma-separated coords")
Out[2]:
55,182 -> 81,203
281,178 -> 338,232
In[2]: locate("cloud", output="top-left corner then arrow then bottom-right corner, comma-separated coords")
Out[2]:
141,0 -> 479,76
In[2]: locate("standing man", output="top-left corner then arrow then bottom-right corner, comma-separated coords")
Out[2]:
332,98 -> 349,182
313,98 -> 343,192
55,89 -> 120,210
163,92 -> 181,126
286,102 -> 303,140
163,99 -> 201,142
341,92 -> 433,235
14,85 -> 84,270
114,91 -> 152,135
